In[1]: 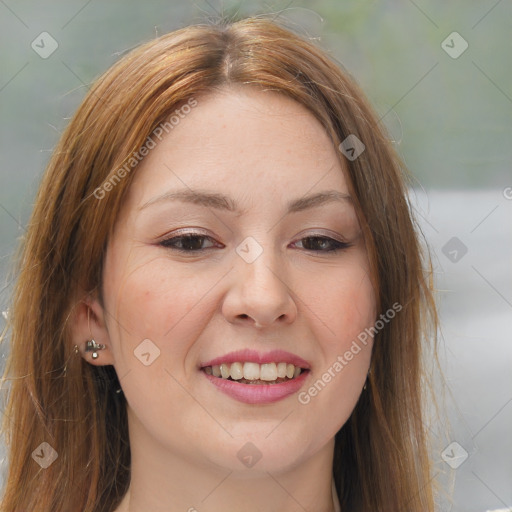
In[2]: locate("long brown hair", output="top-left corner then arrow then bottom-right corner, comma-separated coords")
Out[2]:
0,15 -> 439,512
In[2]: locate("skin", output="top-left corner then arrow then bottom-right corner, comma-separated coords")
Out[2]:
72,85 -> 376,512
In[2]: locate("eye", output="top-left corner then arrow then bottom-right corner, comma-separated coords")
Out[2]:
158,233 -> 221,252
158,232 -> 352,254
292,235 -> 352,253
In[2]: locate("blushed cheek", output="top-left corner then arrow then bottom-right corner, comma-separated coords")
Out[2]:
105,258 -> 219,364
325,272 -> 375,412
327,266 -> 375,345
348,278 -> 376,334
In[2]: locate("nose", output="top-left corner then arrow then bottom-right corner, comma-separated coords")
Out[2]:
221,243 -> 298,329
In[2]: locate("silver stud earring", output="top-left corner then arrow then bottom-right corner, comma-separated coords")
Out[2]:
85,339 -> 106,359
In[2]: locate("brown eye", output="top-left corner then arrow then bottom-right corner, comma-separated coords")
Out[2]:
293,236 -> 352,253
159,234 -> 219,252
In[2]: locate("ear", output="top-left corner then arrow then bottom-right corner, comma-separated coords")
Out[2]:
69,292 -> 116,366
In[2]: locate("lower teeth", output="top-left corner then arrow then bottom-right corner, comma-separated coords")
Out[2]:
233,377 -> 291,385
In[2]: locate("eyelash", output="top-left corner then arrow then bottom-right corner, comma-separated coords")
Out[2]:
158,232 -> 352,254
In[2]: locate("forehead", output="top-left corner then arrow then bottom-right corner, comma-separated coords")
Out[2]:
126,86 -> 350,211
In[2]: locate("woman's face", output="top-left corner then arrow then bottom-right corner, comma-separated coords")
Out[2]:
97,86 -> 376,474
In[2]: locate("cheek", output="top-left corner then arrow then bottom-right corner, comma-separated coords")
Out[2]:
296,256 -> 375,438
103,251 -> 219,367
317,266 -> 375,380
340,270 -> 376,340
102,254 -> 221,430
305,255 -> 376,346
328,259 -> 376,382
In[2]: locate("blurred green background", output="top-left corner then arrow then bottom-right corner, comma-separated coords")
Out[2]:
1,0 -> 511,207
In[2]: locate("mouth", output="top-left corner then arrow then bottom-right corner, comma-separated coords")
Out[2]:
199,349 -> 311,404
201,361 -> 310,385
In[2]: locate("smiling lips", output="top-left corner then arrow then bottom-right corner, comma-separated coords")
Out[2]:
200,349 -> 311,404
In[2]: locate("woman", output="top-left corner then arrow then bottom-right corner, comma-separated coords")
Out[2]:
0,15 -> 439,512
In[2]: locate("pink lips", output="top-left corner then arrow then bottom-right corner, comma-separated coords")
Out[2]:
202,370 -> 309,404
200,349 -> 311,405
200,349 -> 311,370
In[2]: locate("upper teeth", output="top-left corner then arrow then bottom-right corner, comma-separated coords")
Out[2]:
204,362 -> 302,381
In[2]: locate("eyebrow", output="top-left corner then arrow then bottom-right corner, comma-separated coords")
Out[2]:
138,188 -> 352,215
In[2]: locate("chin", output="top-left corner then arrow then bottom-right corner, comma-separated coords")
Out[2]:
210,425 -> 316,475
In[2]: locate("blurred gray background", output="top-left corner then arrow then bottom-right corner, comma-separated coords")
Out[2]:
0,1 -> 511,511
